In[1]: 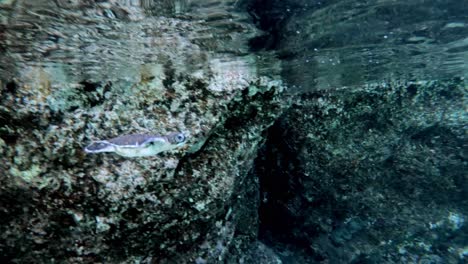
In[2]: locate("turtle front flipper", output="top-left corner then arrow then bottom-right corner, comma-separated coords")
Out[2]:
84,140 -> 117,153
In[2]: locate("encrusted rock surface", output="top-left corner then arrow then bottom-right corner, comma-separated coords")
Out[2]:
0,72 -> 287,263
246,1 -> 467,262
256,79 -> 467,263
0,1 -> 286,263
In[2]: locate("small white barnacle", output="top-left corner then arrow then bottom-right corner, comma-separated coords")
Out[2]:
84,132 -> 186,157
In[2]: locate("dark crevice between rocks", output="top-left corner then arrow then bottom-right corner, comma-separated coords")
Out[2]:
162,61 -> 176,88
0,110 -> 40,143
78,81 -> 112,108
254,116 -> 309,255
4,80 -> 18,94
0,80 -> 19,112
79,80 -> 100,93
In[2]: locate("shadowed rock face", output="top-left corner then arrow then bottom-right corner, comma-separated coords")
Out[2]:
244,2 -> 467,262
256,79 -> 467,263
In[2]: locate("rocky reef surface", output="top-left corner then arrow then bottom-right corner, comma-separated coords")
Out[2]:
0,74 -> 287,263
246,1 -> 467,262
0,0 -> 287,263
256,79 -> 467,263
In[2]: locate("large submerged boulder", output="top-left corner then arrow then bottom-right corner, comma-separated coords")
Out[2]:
0,0 -> 286,263
257,79 -> 467,263
246,1 -> 467,262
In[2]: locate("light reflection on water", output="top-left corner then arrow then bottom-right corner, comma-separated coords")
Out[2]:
0,0 -> 260,87
277,0 -> 468,90
1,0 -> 467,91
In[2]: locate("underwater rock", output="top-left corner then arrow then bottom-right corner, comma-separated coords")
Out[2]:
0,1 -> 286,263
256,78 -> 467,263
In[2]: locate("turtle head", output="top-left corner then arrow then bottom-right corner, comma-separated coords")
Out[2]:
165,132 -> 186,145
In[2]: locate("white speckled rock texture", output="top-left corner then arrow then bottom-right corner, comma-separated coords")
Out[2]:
0,1 -> 286,263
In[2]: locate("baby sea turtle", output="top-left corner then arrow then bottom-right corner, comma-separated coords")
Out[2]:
84,132 -> 186,157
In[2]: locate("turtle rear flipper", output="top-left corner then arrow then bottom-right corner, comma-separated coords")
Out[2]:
84,141 -> 116,153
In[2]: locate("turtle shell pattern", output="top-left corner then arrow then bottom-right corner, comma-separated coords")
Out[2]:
107,134 -> 164,148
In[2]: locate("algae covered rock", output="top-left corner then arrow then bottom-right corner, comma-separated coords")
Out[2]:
256,78 -> 467,263
0,74 -> 287,263
0,1 -> 286,263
